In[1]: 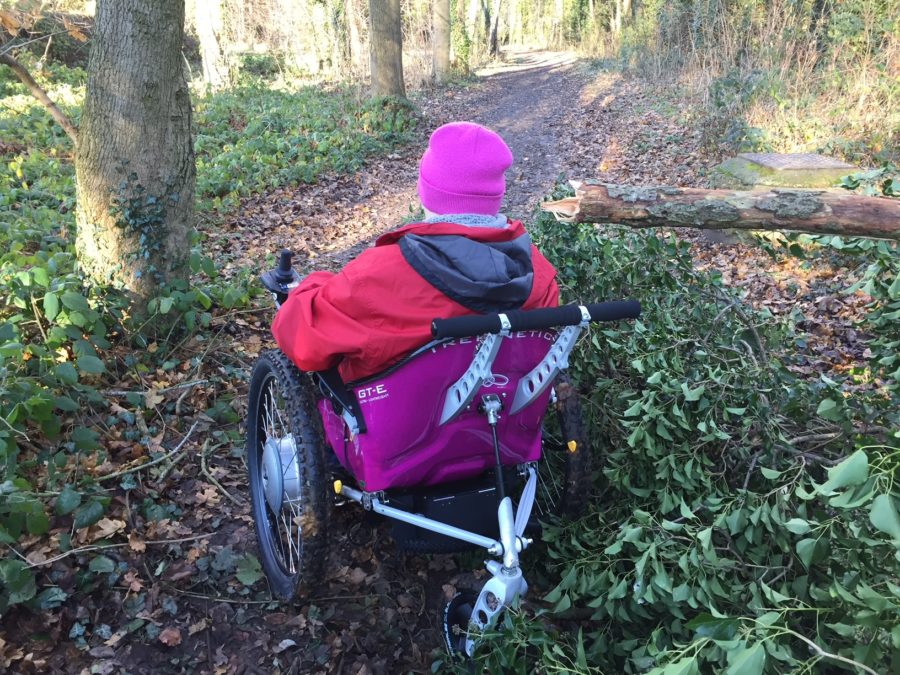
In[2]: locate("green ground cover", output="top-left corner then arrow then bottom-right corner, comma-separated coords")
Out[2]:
0,58 -> 415,614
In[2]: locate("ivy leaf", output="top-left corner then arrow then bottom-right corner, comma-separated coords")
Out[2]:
73,499 -> 106,529
60,291 -> 91,313
817,450 -> 868,495
815,397 -> 842,421
89,556 -> 116,574
869,494 -> 900,540
681,383 -> 705,401
43,291 -> 59,321
54,362 -> 78,385
784,518 -> 811,535
211,546 -> 237,572
725,642 -> 766,675
235,554 -> 263,586
685,613 -> 739,640
0,560 -> 37,605
36,586 -> 68,609
796,538 -> 818,569
26,509 -> 49,536
56,485 -> 82,515
658,655 -> 698,675
70,426 -> 99,450
77,355 -> 105,374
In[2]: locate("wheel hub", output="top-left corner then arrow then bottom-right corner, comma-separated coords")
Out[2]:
262,434 -> 302,512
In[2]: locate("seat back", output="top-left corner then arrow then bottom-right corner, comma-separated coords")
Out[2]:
318,332 -> 556,492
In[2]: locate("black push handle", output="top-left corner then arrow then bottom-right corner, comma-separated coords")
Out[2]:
430,300 -> 641,339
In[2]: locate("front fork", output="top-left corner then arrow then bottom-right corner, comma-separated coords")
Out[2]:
463,495 -> 529,655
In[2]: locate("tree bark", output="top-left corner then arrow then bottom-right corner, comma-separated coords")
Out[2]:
433,0 -> 451,82
194,0 -> 229,89
368,0 -> 405,97
488,0 -> 502,56
0,52 -> 78,143
346,0 -> 365,74
541,182 -> 900,241
75,0 -> 195,301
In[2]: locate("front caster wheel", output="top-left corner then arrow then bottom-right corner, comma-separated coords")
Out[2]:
246,350 -> 329,601
442,589 -> 477,657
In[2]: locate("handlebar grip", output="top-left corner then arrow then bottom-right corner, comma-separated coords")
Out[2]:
430,300 -> 641,339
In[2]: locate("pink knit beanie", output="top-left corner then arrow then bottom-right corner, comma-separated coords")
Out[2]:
417,122 -> 513,216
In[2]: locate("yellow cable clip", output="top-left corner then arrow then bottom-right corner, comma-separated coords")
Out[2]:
333,479 -> 343,495
567,440 -> 578,453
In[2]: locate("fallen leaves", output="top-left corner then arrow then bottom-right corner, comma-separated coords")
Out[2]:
158,626 -> 182,647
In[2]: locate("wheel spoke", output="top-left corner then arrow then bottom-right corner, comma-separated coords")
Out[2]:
257,374 -> 304,576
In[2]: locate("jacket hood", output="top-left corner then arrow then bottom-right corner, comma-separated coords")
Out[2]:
397,228 -> 535,312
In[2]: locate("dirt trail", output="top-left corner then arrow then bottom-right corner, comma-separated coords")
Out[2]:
225,49 -> 597,274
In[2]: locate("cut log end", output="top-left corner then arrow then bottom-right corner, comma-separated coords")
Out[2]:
540,197 -> 581,223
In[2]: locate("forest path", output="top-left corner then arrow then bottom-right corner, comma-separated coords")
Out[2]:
226,48 -> 610,273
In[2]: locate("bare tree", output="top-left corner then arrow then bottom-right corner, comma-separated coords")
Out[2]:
488,0 -> 502,56
368,0 -> 405,97
75,0 -> 195,302
194,0 -> 230,89
433,0 -> 450,82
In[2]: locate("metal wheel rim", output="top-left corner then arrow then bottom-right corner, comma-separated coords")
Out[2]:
256,372 -> 304,576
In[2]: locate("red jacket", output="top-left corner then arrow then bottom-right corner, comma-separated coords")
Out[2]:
272,219 -> 559,382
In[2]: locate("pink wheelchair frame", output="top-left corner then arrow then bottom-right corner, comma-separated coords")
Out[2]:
257,251 -> 640,656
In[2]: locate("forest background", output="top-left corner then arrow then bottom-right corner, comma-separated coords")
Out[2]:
0,0 -> 898,673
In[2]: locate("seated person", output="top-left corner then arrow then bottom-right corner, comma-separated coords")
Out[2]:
272,122 -> 560,383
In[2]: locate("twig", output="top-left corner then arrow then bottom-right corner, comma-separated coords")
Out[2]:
156,450 -> 188,483
787,432 -> 841,446
0,30 -> 73,57
30,294 -> 48,341
201,440 -> 244,506
162,585 -> 275,604
97,421 -> 199,482
781,447 -> 840,465
102,379 -> 210,398
741,449 -> 762,492
781,627 -> 879,675
0,412 -> 30,439
18,533 -> 214,568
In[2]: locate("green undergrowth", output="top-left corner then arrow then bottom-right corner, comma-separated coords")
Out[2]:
194,85 -> 414,210
0,61 -> 415,612
436,185 -> 899,673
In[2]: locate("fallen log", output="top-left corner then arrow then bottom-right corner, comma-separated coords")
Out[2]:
541,181 -> 900,241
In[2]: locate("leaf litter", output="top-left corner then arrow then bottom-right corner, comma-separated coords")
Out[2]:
0,50 -> 882,674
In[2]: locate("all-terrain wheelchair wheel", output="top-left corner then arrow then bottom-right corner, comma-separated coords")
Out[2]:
246,350 -> 329,600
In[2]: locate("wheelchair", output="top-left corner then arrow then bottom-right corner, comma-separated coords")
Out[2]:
246,251 -> 640,657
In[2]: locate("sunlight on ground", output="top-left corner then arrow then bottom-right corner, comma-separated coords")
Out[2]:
475,48 -> 578,77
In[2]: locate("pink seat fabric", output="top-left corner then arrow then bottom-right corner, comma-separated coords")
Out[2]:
318,332 -> 556,492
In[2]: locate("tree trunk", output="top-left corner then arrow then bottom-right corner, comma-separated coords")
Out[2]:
541,182 -> 900,241
488,0 -> 502,56
433,0 -> 451,82
75,0 -> 195,301
194,0 -> 229,89
368,0 -> 405,97
347,0 -> 365,74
